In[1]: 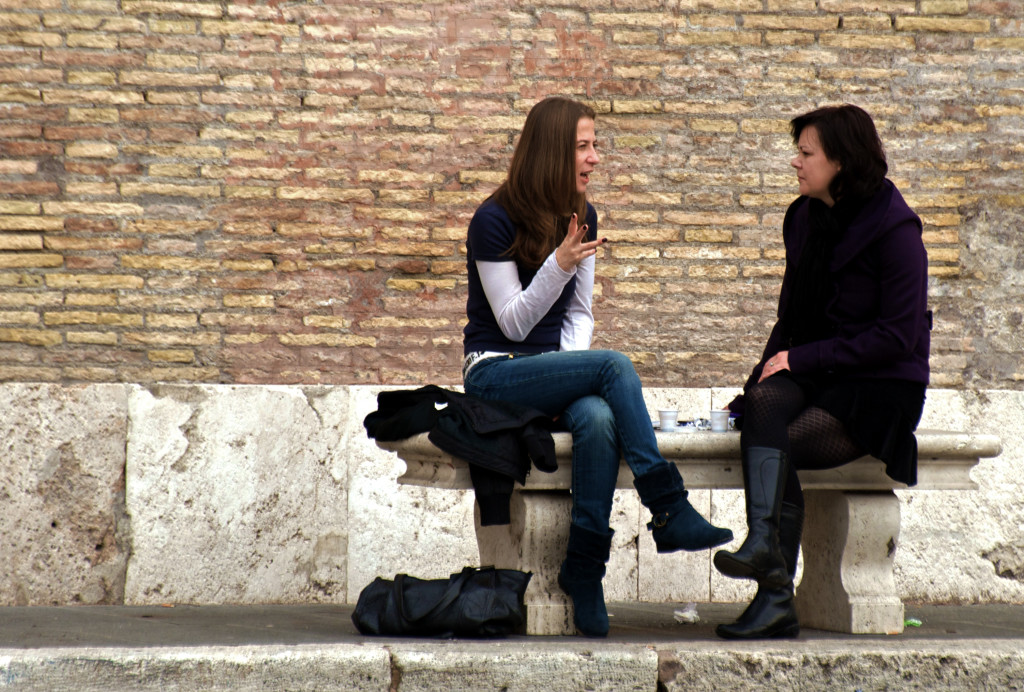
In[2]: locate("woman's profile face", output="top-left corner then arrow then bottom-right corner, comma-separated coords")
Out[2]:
575,117 -> 599,195
791,125 -> 841,206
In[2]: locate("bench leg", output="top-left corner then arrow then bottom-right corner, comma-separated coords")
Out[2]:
796,489 -> 905,634
474,490 -> 574,636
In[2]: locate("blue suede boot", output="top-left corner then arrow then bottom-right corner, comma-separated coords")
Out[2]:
633,463 -> 733,552
557,523 -> 614,637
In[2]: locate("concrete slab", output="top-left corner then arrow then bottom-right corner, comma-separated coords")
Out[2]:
1,603 -> 1022,691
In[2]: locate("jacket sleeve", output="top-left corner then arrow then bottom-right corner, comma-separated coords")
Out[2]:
743,200 -> 802,392
787,218 -> 929,375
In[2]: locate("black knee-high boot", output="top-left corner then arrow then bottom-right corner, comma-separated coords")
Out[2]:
713,446 -> 789,588
716,502 -> 804,640
558,523 -> 614,637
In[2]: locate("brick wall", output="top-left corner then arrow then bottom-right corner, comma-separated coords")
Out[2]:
1,0 -> 1022,388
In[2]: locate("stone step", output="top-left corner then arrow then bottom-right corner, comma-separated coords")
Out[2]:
2,603 -> 1022,691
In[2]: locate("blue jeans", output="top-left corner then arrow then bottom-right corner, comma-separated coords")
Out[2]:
463,350 -> 669,534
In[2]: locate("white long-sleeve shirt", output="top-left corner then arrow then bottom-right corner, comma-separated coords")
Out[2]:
476,250 -> 595,351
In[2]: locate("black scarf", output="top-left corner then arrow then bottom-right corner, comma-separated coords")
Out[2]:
783,195 -> 868,347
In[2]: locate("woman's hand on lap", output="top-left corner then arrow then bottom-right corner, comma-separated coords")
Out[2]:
758,351 -> 790,382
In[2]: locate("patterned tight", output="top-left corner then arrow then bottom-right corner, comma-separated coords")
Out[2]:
741,374 -> 865,508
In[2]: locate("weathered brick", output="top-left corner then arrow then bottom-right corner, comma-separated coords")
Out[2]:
668,246 -> 761,260
147,348 -> 194,363
43,201 -> 143,216
304,315 -> 352,329
385,279 -> 457,292
200,19 -> 300,37
0,327 -> 62,346
896,17 -> 990,33
65,293 -> 118,307
43,310 -> 143,327
0,87 -> 41,103
0,0 -> 1010,392
278,333 -> 376,347
123,0 -> 222,17
224,186 -> 274,199
688,265 -> 739,279
664,212 -> 759,226
0,235 -> 43,251
223,293 -> 274,308
819,0 -> 914,11
120,182 -> 220,198
119,366 -> 219,381
0,366 -> 61,381
974,37 -> 1024,51
277,187 -> 373,203
741,15 -> 839,31
0,311 -> 40,325
666,30 -> 761,47
685,229 -> 734,243
819,34 -> 915,50
0,254 -> 64,268
362,316 -> 451,329
120,255 -> 220,272
0,273 -> 45,288
66,331 -> 118,345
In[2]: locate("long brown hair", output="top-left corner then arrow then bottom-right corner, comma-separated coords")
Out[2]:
492,97 -> 596,270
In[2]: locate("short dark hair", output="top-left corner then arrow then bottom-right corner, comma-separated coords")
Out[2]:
790,104 -> 888,201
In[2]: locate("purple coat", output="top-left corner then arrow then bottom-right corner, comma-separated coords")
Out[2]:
745,179 -> 930,391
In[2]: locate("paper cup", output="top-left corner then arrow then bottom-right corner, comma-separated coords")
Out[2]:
710,409 -> 730,433
658,409 -> 678,431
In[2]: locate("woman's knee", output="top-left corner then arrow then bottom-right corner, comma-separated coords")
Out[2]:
745,377 -> 798,418
564,395 -> 615,433
589,349 -> 641,386
740,378 -> 804,448
744,380 -> 772,413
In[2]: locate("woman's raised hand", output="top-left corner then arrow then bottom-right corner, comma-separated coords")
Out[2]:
555,213 -> 605,271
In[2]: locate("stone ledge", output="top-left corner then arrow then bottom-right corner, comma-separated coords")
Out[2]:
2,603 -> 1024,692
384,428 -> 1002,491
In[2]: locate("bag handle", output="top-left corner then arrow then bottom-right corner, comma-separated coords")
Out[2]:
393,566 -> 478,625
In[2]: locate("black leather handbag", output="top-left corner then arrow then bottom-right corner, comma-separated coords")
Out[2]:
352,566 -> 532,638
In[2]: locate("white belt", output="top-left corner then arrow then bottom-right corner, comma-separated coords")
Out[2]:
462,351 -> 510,380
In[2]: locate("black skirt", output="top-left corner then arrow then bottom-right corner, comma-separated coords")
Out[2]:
804,374 -> 926,486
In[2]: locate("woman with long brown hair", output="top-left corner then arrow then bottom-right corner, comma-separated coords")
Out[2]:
462,96 -> 732,637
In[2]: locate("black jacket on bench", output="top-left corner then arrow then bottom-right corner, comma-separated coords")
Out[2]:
363,385 -> 557,525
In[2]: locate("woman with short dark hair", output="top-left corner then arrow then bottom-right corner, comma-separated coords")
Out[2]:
463,96 -> 733,637
714,104 -> 930,639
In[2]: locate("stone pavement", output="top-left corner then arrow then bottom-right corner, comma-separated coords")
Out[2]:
2,602 -> 1023,691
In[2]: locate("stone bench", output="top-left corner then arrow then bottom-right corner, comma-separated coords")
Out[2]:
376,428 -> 1001,637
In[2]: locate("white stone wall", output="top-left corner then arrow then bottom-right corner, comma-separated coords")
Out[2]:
1,383 -> 1021,607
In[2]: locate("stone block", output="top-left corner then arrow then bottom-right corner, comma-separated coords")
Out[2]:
392,644 -> 658,692
898,389 -> 1024,603
0,383 -> 129,605
125,384 -> 350,604
0,645 -> 392,692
